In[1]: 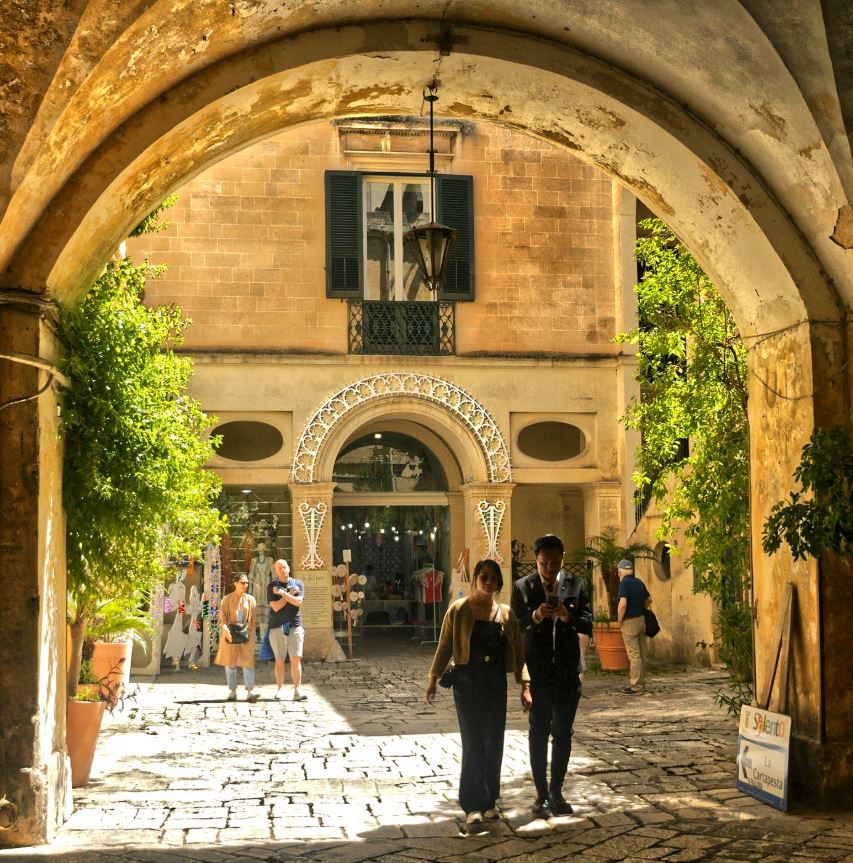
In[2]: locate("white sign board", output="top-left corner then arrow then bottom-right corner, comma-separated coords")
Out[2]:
736,705 -> 791,810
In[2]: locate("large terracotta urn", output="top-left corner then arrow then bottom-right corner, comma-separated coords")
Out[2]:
593,621 -> 630,670
66,699 -> 106,787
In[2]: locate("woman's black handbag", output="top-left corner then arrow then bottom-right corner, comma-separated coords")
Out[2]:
227,622 -> 250,644
644,608 -> 661,638
438,662 -> 457,688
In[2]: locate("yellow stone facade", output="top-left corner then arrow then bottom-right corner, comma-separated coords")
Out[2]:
127,118 -> 662,664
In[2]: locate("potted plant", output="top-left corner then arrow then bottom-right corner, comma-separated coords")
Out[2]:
87,594 -> 155,701
66,683 -> 106,788
578,526 -> 655,670
67,658 -> 138,787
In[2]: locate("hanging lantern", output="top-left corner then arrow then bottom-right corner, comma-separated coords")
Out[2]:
404,84 -> 456,295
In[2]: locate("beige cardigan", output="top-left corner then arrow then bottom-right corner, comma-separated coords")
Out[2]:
427,597 -> 530,683
214,591 -> 257,669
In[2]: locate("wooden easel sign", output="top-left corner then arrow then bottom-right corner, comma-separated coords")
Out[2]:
736,704 -> 791,810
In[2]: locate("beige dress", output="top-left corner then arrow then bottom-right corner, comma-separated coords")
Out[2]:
214,591 -> 257,669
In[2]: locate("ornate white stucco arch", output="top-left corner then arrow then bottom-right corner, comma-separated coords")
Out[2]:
292,373 -> 511,484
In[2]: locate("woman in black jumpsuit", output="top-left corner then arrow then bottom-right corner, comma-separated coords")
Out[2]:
424,559 -> 530,826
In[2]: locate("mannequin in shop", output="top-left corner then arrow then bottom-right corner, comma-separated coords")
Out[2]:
249,543 -> 274,634
411,564 -> 446,625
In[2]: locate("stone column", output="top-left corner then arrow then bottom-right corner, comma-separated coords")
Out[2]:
461,482 -> 515,578
748,321 -> 853,807
288,482 -> 338,661
613,186 -> 642,529
581,480 -> 624,616
581,480 -> 623,541
0,296 -> 69,846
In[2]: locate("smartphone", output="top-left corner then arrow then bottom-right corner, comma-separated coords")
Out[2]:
546,595 -> 559,608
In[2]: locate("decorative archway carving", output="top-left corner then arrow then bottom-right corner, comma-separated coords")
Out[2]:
292,373 -> 511,484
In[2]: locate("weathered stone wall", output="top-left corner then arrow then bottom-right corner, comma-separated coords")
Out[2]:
0,305 -> 69,845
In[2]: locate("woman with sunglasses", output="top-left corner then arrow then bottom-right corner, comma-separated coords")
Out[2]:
424,558 -> 531,829
214,574 -> 260,702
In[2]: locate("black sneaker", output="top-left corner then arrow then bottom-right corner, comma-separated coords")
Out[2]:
548,791 -> 573,815
532,797 -> 552,819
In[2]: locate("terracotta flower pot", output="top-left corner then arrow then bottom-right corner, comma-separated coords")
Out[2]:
66,699 -> 105,787
593,621 -> 630,670
91,640 -> 132,703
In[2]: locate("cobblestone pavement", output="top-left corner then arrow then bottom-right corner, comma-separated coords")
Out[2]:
3,640 -> 853,862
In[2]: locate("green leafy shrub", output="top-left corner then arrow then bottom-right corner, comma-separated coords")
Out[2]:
59,253 -> 225,694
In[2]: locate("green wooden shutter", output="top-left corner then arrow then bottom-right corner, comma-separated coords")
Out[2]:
325,171 -> 363,298
436,174 -> 474,301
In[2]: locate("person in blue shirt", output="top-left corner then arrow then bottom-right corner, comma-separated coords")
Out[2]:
268,559 -> 307,701
616,559 -> 650,694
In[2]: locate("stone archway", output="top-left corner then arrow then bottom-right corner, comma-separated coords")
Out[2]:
292,372 -> 512,486
288,373 -> 515,583
1,2 -> 851,844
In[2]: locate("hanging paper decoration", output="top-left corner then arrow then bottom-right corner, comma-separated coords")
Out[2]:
150,583 -> 165,622
299,501 -> 328,569
207,542 -> 223,653
164,597 -> 172,614
178,601 -> 186,615
202,595 -> 210,618
477,498 -> 507,563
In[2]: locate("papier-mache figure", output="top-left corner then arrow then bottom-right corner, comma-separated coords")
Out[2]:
162,570 -> 188,668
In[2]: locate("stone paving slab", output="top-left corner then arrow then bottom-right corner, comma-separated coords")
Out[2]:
1,646 -> 852,861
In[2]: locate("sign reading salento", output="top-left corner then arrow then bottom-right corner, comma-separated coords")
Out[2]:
736,705 -> 791,811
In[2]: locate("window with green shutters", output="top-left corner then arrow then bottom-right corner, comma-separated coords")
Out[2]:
325,171 -> 364,298
435,174 -> 474,302
325,170 -> 474,302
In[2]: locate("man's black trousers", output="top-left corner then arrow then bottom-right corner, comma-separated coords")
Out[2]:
528,674 -> 582,798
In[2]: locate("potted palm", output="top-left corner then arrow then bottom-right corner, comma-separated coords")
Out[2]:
87,594 -> 154,704
579,526 -> 655,670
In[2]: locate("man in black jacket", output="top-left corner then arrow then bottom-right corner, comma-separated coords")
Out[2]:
511,534 -> 592,818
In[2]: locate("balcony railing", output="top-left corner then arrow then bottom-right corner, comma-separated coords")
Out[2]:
348,300 -> 455,356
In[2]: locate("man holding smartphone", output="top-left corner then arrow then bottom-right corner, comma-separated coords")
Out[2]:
511,534 -> 592,818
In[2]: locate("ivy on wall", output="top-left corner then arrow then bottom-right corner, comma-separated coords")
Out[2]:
619,218 -> 752,712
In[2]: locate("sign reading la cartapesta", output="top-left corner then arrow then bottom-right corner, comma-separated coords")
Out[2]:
736,705 -> 791,811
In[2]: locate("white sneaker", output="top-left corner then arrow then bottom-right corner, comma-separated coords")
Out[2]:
274,688 -> 282,701
483,807 -> 500,820
465,811 -> 483,825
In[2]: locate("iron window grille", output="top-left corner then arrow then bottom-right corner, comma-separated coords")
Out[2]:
348,300 -> 455,356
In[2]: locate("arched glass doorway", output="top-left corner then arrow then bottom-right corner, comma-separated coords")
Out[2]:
332,431 -> 451,645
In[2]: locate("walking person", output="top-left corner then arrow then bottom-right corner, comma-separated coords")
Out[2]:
268,559 -> 308,701
511,534 -> 592,818
214,574 -> 260,702
616,558 -> 650,694
424,559 -> 531,830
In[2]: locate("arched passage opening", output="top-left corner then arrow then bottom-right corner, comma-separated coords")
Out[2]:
2,5 -> 851,844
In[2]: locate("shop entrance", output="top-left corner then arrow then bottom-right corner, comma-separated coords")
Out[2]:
332,504 -> 450,649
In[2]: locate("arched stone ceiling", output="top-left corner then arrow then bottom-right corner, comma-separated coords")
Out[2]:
1,3 -> 849,333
